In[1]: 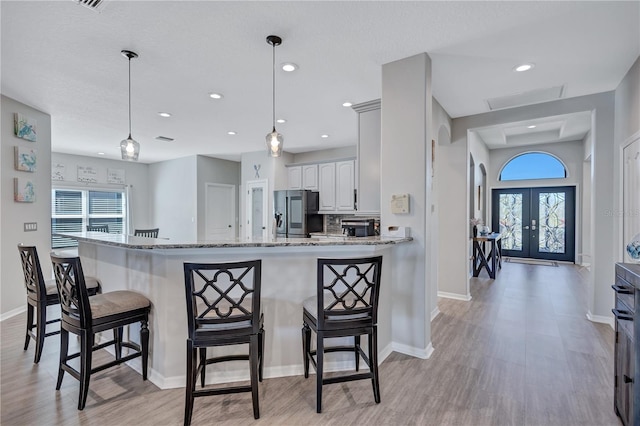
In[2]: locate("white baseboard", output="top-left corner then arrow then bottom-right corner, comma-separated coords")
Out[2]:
430,307 -> 440,322
586,311 -> 614,330
437,291 -> 472,302
391,341 -> 434,359
0,306 -> 26,322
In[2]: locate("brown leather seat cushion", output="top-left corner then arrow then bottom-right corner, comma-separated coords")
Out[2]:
89,291 -> 150,319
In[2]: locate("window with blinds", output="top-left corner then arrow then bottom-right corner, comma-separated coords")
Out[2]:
51,189 -> 126,248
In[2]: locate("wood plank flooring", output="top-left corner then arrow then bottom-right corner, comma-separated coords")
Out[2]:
1,262 -> 620,425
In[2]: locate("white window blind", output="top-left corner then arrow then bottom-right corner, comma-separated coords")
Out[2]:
51,188 -> 127,248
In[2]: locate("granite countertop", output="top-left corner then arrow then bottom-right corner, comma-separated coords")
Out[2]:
56,232 -> 413,250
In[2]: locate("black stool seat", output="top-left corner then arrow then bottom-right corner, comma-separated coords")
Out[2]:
50,254 -> 150,410
302,256 -> 383,413
183,260 -> 264,425
18,244 -> 101,364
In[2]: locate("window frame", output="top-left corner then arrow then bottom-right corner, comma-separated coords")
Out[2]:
498,151 -> 568,182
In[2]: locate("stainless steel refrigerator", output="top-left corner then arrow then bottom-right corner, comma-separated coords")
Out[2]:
274,190 -> 323,237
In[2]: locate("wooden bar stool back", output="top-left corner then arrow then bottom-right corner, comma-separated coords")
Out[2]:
17,244 -> 101,363
50,254 -> 150,410
302,255 -> 383,413
183,259 -> 264,425
86,225 -> 109,232
134,228 -> 159,238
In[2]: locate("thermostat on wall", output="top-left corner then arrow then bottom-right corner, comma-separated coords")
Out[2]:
391,193 -> 409,214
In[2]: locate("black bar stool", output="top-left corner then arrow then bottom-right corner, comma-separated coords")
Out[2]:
86,225 -> 109,232
302,255 -> 383,413
134,228 -> 159,238
50,253 -> 151,410
17,244 -> 101,363
183,259 -> 264,425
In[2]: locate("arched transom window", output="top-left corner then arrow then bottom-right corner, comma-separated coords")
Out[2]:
499,152 -> 567,181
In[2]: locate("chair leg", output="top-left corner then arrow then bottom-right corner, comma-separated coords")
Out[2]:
24,303 -> 34,351
114,326 -> 123,361
34,302 -> 48,363
258,326 -> 264,382
249,334 -> 260,419
354,335 -> 361,372
199,348 -> 206,388
369,327 -> 381,404
78,331 -> 93,410
184,340 -> 196,426
56,328 -> 69,390
302,323 -> 311,378
316,332 -> 324,413
141,319 -> 149,381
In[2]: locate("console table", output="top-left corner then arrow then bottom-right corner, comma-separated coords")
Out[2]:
472,233 -> 502,279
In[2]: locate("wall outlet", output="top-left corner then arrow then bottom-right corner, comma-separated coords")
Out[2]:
24,222 -> 37,232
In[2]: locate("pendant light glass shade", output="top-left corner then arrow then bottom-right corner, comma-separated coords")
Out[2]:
121,49 -> 140,161
266,35 -> 283,157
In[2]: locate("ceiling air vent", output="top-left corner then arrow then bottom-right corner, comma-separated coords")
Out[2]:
155,136 -> 175,142
487,85 -> 565,111
73,0 -> 108,12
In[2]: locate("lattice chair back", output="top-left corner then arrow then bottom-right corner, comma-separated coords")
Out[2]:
317,256 -> 382,329
50,255 -> 93,330
184,260 -> 262,338
18,245 -> 46,300
87,225 -> 109,232
134,228 -> 159,238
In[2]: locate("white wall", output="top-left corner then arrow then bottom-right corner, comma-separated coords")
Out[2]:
451,92 -> 616,320
1,96 -> 52,317
149,156 -> 198,241
291,146 -> 356,164
51,152 -> 151,231
381,53 -> 433,357
196,155 -> 240,239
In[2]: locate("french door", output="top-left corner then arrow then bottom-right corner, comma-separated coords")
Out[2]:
491,186 -> 575,262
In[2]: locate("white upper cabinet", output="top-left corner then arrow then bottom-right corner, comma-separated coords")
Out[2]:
302,164 -> 318,190
288,166 -> 302,189
336,160 -> 356,211
353,100 -> 381,215
318,162 -> 336,211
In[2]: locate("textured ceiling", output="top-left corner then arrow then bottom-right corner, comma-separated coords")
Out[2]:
1,1 -> 638,163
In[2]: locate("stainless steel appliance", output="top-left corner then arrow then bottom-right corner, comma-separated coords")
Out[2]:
274,190 -> 323,237
341,218 -> 376,237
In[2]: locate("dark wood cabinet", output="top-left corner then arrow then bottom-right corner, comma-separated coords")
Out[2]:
614,263 -> 640,426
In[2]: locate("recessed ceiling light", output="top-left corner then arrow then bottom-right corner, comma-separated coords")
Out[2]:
227,131 -> 237,135
158,112 -> 172,117
342,102 -> 353,107
513,63 -> 535,72
281,63 -> 298,72
276,118 -> 286,124
527,125 -> 537,129
321,134 -> 329,138
209,93 -> 224,99
97,152 -> 105,155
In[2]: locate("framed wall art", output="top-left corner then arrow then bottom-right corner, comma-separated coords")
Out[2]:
14,146 -> 37,172
14,178 -> 35,202
14,113 -> 37,142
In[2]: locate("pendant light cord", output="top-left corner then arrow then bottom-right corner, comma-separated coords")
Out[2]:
272,41 -> 276,131
128,55 -> 132,137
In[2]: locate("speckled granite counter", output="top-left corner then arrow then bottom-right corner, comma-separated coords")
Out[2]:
58,231 -> 412,249
59,232 -> 412,389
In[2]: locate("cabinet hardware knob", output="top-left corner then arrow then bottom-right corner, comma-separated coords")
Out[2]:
624,375 -> 634,384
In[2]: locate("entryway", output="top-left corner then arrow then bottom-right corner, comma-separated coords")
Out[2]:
491,186 -> 575,262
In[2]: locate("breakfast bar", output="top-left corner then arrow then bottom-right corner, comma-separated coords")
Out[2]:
59,232 -> 412,390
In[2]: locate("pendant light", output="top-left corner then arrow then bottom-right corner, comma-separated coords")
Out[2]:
120,49 -> 140,161
265,35 -> 283,157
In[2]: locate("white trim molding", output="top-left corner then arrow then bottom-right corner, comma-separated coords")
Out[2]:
0,305 -> 26,322
437,291 -> 472,301
430,307 -> 441,321
586,311 -> 614,330
392,342 -> 434,359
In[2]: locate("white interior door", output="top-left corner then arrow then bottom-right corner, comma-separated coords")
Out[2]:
246,179 -> 269,240
205,183 -> 236,240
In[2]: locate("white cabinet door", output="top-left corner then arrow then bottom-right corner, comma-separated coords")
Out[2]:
318,162 -> 336,211
288,166 -> 302,189
302,164 -> 318,190
336,160 -> 355,211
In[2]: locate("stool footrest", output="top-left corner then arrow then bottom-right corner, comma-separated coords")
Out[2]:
323,372 -> 373,385
203,354 -> 249,366
193,385 -> 252,397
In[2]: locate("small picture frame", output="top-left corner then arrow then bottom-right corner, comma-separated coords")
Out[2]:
14,113 -> 37,142
14,178 -> 35,202
15,146 -> 37,172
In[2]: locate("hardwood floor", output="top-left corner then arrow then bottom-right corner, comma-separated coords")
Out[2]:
1,262 -> 620,425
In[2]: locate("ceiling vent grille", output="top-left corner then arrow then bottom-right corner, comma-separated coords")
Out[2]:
487,85 -> 565,111
73,0 -> 108,12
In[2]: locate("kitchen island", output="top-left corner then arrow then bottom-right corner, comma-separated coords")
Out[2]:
59,232 -> 412,389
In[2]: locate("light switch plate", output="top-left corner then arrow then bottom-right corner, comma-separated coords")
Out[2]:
24,222 -> 37,232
